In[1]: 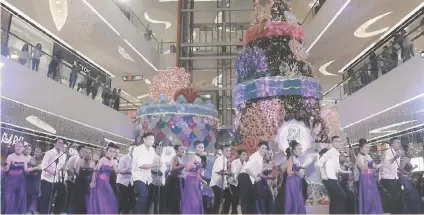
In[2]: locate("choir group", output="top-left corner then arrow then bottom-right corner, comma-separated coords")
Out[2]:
1,132 -> 423,214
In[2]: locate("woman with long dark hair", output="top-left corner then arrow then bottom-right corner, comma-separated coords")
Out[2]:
26,147 -> 43,213
182,141 -> 207,214
87,143 -> 119,214
166,144 -> 186,214
356,139 -> 387,214
283,140 -> 306,214
399,143 -> 422,214
69,148 -> 95,214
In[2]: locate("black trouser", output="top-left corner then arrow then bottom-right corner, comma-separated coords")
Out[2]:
323,179 -> 347,214
38,180 -> 66,214
222,188 -> 233,214
118,183 -> 135,214
238,173 -> 256,214
228,184 -> 240,214
65,180 -> 74,212
380,179 -> 403,214
53,182 -> 67,214
147,184 -> 166,214
211,185 -> 223,214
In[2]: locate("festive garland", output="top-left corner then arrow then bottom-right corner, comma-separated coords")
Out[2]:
233,76 -> 321,109
244,21 -> 304,46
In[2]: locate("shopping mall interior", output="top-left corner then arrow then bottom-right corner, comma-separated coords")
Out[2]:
0,0 -> 424,214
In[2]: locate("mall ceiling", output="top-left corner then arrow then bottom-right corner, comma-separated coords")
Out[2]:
5,0 -> 423,105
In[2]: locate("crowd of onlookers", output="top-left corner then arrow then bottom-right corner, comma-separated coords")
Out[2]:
346,19 -> 422,95
1,31 -> 123,111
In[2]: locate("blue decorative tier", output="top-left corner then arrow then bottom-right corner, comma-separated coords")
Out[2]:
137,96 -> 219,119
233,76 -> 322,109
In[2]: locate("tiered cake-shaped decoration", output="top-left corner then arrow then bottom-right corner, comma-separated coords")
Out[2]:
233,0 -> 330,154
136,67 -> 219,152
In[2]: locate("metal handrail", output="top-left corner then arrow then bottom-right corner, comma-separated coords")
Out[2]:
2,27 -> 139,109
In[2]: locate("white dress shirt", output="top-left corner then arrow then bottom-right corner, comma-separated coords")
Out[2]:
66,154 -> 79,181
380,148 -> 400,180
131,144 -> 158,184
210,155 -> 228,189
230,158 -> 245,186
240,151 -> 263,184
117,154 -> 132,186
41,148 -> 67,183
317,148 -> 341,180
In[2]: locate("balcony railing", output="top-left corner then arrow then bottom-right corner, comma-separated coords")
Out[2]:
1,28 -> 139,111
111,0 -> 160,51
324,10 -> 424,99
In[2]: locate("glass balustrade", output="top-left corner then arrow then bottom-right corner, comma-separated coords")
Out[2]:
1,28 -> 139,111
323,12 -> 424,99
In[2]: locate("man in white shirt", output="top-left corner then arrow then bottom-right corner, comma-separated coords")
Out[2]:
238,141 -> 268,214
117,143 -> 135,214
227,149 -> 248,214
317,136 -> 350,214
380,137 -> 404,214
132,132 -> 159,214
65,145 -> 85,210
38,138 -> 67,214
210,144 -> 232,214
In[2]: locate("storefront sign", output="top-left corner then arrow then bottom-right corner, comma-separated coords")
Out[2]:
276,119 -> 312,153
1,130 -> 26,145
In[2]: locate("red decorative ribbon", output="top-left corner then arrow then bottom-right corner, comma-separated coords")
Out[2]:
244,21 -> 304,45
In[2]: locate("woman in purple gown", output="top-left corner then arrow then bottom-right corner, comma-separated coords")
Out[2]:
399,143 -> 423,214
284,140 -> 306,214
356,139 -> 387,214
26,147 -> 43,213
182,141 -> 208,214
4,141 -> 28,214
87,143 -> 119,214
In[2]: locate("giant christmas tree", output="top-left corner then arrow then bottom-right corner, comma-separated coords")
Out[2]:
233,0 -> 335,206
233,0 -> 331,155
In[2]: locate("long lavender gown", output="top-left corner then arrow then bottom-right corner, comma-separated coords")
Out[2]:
4,161 -> 26,214
87,165 -> 118,214
1,164 -> 6,214
284,164 -> 306,214
359,160 -> 383,214
182,162 -> 204,214
26,162 -> 41,213
399,163 -> 423,214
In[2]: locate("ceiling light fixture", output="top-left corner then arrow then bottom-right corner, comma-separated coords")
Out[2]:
1,1 -> 117,78
319,60 -> 337,76
144,12 -> 172,29
26,115 -> 57,134
354,11 -> 393,38
118,46 -> 135,62
306,0 -> 351,53
337,2 -> 424,74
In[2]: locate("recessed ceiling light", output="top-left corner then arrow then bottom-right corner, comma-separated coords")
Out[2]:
56,0 -> 61,3
144,12 -> 172,29
369,120 -> 417,134
0,63 -> 4,68
57,9 -> 62,13
354,11 -> 393,38
118,46 -> 135,62
144,79 -> 151,84
202,94 -> 212,99
26,115 -> 57,134
319,60 -> 337,76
